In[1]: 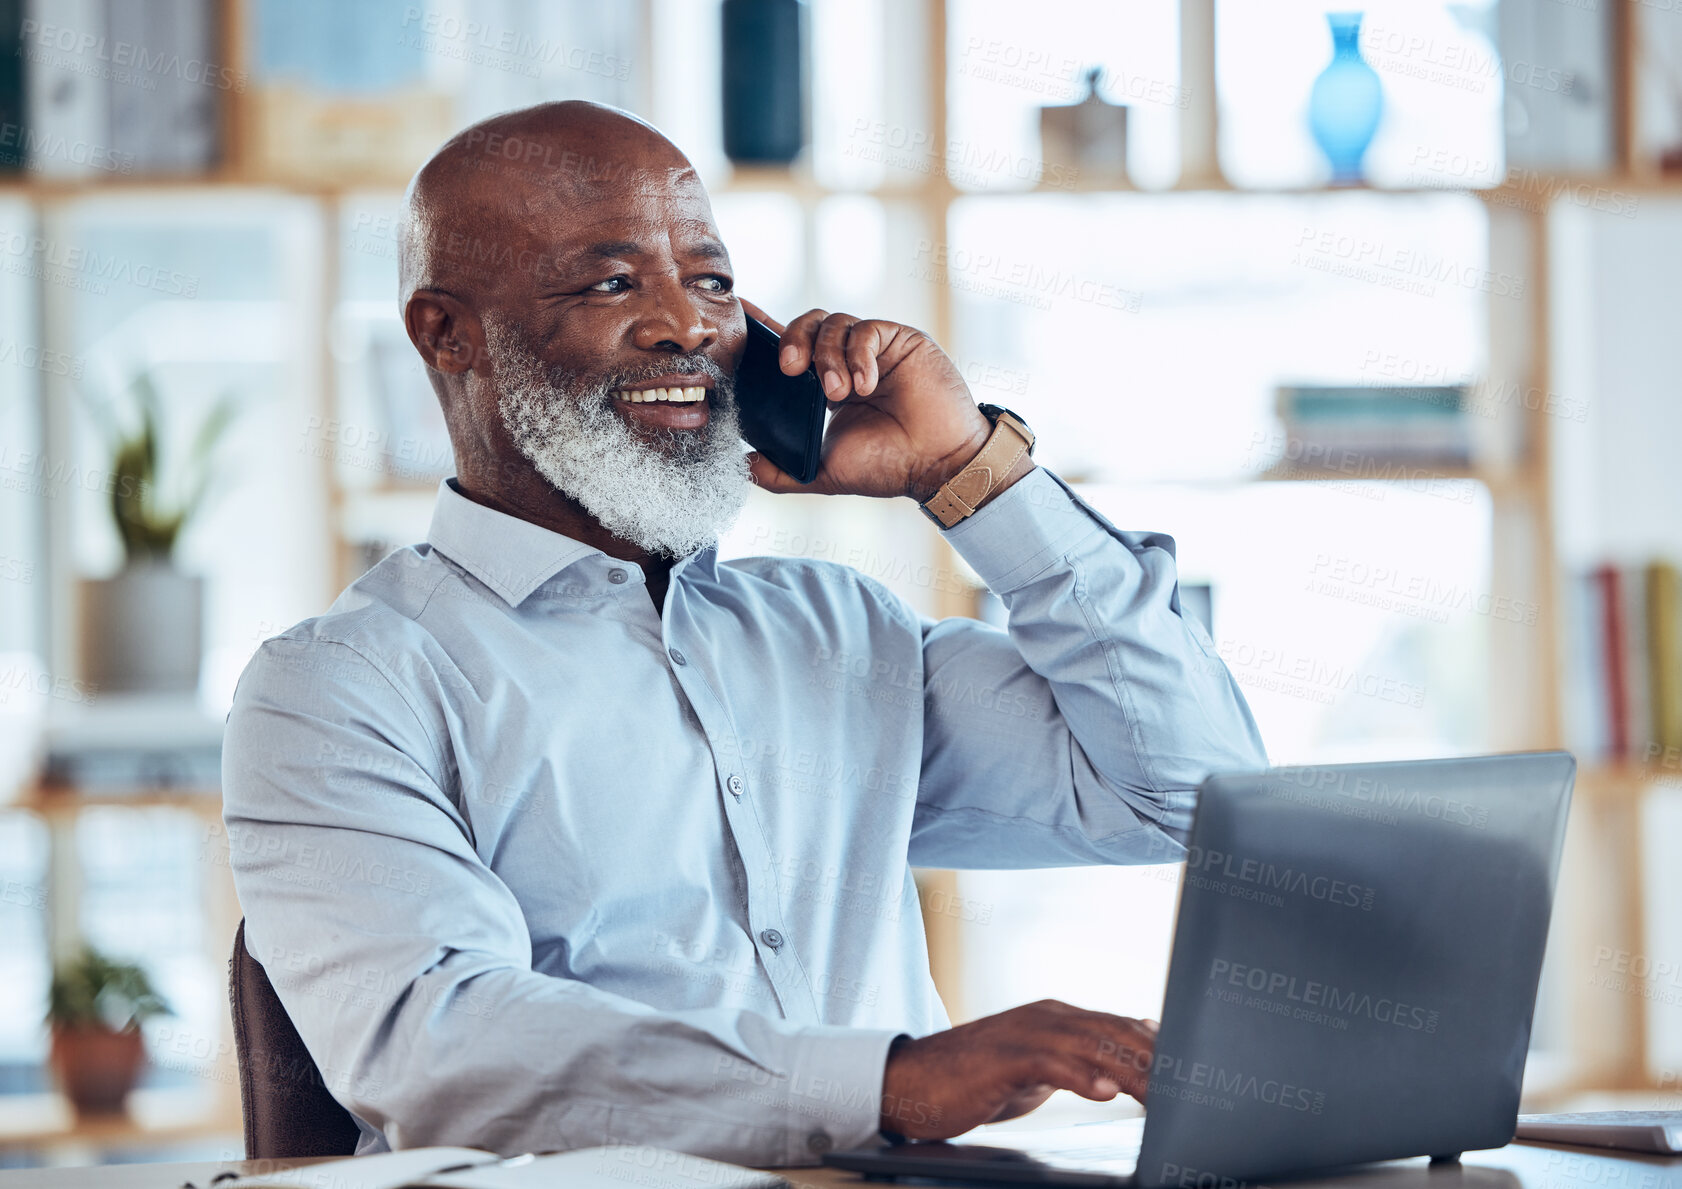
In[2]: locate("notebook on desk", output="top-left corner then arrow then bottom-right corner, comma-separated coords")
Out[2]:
215,1146 -> 787,1189
1516,1112 -> 1682,1154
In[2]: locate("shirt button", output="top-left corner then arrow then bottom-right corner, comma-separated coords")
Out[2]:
726,774 -> 744,797
758,928 -> 784,951
607,568 -> 628,584
807,1131 -> 833,1155
669,648 -> 686,666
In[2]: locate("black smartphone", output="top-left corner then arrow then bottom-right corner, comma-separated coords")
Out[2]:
735,314 -> 827,485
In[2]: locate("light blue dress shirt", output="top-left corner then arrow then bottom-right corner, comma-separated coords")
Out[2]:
222,467 -> 1265,1166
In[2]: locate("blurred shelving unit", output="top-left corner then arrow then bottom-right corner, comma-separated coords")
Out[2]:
2,776 -> 242,1162
2,0 -> 1677,1160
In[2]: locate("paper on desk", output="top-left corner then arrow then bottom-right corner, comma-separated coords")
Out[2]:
413,1146 -> 789,1189
214,1147 -> 497,1189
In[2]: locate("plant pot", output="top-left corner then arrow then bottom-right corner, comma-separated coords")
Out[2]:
49,1024 -> 147,1116
80,561 -> 204,693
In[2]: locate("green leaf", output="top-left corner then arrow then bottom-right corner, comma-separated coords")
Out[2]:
47,947 -> 172,1030
92,370 -> 245,564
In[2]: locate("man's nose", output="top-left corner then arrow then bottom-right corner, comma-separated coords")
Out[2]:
632,277 -> 717,354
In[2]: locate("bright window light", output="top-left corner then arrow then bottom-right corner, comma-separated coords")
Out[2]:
947,191 -> 1490,483
947,0 -> 1182,190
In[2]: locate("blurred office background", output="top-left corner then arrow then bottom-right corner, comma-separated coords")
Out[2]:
1,0 -> 1681,1167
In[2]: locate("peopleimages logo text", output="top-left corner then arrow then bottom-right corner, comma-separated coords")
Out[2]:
1208,959 -> 1441,1033
1150,1053 -> 1326,1114
1184,846 -> 1377,911
1265,765 -> 1489,829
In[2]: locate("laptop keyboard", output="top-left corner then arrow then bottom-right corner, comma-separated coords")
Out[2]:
974,1117 -> 1148,1176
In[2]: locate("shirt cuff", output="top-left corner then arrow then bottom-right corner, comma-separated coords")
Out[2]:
939,467 -> 1104,594
776,1026 -> 903,1165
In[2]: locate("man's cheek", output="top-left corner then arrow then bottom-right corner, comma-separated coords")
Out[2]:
719,316 -> 749,377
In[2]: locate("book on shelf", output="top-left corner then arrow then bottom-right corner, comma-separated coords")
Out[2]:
1498,0 -> 1617,173
105,0 -> 221,174
1635,3 -> 1682,173
1651,563 -> 1682,757
41,692 -> 222,791
16,0 -> 222,177
1273,385 -> 1472,469
23,0 -> 108,178
1624,566 -> 1652,763
0,0 -> 23,174
1566,560 -> 1682,766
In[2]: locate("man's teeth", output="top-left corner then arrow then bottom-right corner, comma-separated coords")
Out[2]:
612,386 -> 709,404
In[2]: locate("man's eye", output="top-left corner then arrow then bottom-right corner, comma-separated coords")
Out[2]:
696,276 -> 731,293
589,277 -> 631,293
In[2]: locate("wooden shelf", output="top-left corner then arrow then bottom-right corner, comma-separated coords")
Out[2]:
1576,761 -> 1682,796
0,171 -> 361,199
2,167 -> 1678,206
0,1087 -> 240,1153
12,783 -> 221,813
1259,459 -> 1478,482
1254,459 -> 1537,498
714,164 -> 933,202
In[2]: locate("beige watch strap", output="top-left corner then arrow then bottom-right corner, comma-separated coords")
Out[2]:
920,409 -> 1036,529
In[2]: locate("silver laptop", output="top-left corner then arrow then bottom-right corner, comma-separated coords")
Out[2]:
825,752 -> 1575,1188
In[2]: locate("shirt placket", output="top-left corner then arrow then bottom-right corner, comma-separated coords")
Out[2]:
660,583 -> 819,1025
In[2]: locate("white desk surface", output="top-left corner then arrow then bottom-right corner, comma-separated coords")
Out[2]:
0,1140 -> 1674,1189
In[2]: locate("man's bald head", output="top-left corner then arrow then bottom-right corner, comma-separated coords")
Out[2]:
398,101 -> 695,316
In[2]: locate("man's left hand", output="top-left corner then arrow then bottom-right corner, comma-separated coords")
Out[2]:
740,300 -> 1015,502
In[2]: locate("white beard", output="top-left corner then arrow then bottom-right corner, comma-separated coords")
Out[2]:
484,319 -> 750,559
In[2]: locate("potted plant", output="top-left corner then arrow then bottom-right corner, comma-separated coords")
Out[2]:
79,373 -> 240,693
47,947 -> 171,1116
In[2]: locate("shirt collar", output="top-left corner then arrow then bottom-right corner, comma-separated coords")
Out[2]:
671,541 -> 720,584
424,478 -> 723,605
426,479 -> 602,606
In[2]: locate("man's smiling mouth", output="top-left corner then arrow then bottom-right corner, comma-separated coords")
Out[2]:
611,385 -> 708,404
608,374 -> 714,430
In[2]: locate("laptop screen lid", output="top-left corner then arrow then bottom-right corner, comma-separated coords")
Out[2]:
1135,752 -> 1574,1188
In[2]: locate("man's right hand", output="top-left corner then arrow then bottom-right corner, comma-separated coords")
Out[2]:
878,1000 -> 1158,1139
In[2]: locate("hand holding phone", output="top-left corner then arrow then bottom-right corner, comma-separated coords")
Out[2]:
736,300 -> 1006,504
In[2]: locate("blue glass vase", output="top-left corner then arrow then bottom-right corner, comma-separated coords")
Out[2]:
1308,12 -> 1384,185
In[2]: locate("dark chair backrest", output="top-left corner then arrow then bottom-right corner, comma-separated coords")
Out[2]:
229,919 -> 362,1159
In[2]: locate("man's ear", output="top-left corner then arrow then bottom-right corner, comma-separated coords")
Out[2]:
405,289 -> 486,376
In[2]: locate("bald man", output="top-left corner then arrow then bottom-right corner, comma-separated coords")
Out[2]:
223,102 -> 1266,1165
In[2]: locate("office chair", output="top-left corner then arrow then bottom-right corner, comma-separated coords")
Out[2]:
228,919 -> 363,1158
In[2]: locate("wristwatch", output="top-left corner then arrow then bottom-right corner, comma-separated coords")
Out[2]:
919,403 -> 1036,528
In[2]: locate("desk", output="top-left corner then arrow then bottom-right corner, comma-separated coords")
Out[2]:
0,1142 -> 1673,1189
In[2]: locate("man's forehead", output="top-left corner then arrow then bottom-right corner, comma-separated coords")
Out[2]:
548,222 -> 730,270
509,160 -> 708,205
516,173 -> 724,249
